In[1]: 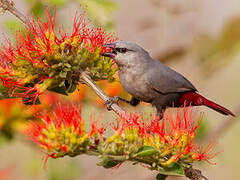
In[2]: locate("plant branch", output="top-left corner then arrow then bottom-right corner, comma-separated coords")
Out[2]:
185,168 -> 208,180
0,0 -> 31,26
84,148 -> 209,180
79,71 -> 126,116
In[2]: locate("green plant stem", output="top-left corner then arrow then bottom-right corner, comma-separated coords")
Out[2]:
85,149 -> 158,169
86,149 -> 208,180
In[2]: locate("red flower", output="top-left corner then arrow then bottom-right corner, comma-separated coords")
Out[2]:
27,104 -> 84,152
110,106 -> 216,164
0,9 -> 117,103
192,142 -> 220,164
26,103 -> 105,158
27,103 -> 218,167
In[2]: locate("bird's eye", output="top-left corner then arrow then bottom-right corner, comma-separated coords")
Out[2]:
115,48 -> 127,53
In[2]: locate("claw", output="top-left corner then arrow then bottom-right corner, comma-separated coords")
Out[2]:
104,96 -> 119,111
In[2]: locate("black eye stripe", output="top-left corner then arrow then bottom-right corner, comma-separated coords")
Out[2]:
115,48 -> 127,53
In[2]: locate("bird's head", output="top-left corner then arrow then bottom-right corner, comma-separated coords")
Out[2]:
101,41 -> 150,67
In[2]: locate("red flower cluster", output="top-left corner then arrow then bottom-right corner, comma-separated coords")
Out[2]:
27,103 -> 218,167
0,9 -> 117,104
27,103 -> 104,158
110,107 -> 217,165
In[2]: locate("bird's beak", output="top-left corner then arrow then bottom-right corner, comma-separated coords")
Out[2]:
101,43 -> 116,58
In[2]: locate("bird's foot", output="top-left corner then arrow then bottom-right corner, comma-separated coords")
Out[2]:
104,96 -> 119,111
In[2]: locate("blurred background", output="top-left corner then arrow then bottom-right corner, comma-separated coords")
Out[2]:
0,0 -> 240,179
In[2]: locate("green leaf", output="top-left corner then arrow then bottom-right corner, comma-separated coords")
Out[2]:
98,156 -> 121,169
67,84 -> 77,93
48,86 -> 68,95
158,163 -> 185,176
136,146 -> 158,157
22,97 -> 41,105
59,71 -> 67,78
156,173 -> 167,180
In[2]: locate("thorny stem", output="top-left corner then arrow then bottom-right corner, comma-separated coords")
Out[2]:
0,1 -> 208,179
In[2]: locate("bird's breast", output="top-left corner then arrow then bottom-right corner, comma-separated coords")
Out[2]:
118,68 -> 155,102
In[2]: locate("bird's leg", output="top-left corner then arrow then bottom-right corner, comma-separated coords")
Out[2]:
116,97 -> 131,104
105,96 -> 140,111
156,107 -> 165,120
129,97 -> 140,106
118,96 -> 140,106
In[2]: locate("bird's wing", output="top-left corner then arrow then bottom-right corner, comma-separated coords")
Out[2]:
146,60 -> 197,94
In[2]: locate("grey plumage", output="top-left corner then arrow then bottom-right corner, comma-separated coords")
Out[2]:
101,41 -> 196,117
101,41 -> 235,118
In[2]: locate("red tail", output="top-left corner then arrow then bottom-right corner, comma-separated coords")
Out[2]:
178,92 -> 235,117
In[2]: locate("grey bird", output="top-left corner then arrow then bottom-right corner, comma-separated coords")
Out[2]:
101,41 -> 235,119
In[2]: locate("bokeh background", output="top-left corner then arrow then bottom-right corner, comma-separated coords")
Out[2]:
0,0 -> 240,179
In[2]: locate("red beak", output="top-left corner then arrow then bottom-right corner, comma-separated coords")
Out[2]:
101,43 -> 116,58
